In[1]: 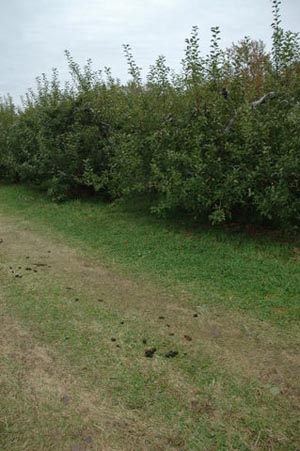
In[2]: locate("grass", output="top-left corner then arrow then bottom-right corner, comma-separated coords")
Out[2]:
0,183 -> 300,450
0,184 -> 299,325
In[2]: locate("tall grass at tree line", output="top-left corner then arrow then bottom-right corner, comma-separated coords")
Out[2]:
0,0 -> 299,228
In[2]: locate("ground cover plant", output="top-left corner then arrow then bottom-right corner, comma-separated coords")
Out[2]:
0,0 -> 299,229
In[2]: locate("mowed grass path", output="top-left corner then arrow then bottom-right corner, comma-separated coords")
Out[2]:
0,185 -> 299,325
0,184 -> 299,450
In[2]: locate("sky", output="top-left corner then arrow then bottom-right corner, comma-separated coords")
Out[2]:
1,0 -> 299,103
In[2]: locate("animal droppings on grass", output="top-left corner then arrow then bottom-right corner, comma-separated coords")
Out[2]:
165,351 -> 178,358
145,348 -> 156,358
159,316 -> 165,320
111,338 -> 116,342
193,314 -> 198,318
184,335 -> 192,341
25,267 -> 32,271
120,321 -> 124,325
97,299 -> 104,303
0,191 -> 300,450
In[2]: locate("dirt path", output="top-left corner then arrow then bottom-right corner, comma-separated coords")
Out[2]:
1,213 -> 300,450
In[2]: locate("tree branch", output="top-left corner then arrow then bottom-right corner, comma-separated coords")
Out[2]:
250,91 -> 276,108
225,92 -> 276,132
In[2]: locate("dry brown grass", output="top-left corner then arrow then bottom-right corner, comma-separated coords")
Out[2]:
0,312 -> 188,451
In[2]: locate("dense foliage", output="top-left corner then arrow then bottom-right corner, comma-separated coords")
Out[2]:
0,1 -> 299,227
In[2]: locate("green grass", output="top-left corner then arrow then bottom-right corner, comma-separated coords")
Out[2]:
1,183 -> 300,450
2,261 -> 298,450
0,184 -> 299,325
0,279 -> 274,450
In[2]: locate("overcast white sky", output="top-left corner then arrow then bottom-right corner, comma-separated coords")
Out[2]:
1,0 -> 299,102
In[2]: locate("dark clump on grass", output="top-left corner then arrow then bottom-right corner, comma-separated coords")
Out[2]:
165,351 -> 178,358
145,348 -> 156,358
